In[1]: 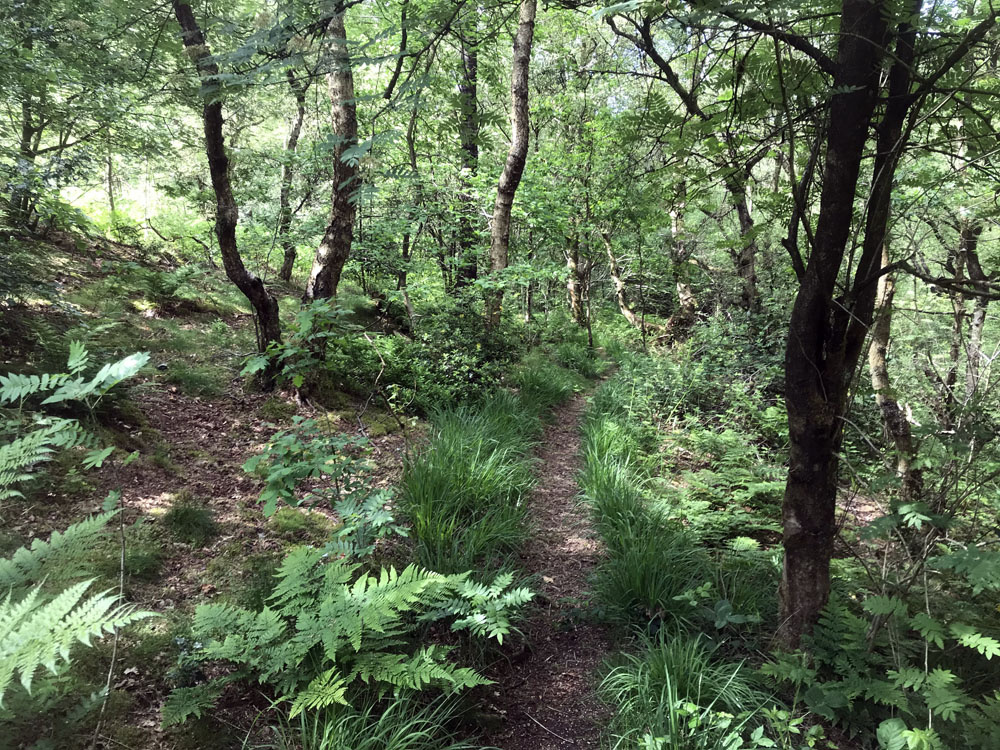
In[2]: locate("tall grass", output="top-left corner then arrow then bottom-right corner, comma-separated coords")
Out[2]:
582,369 -> 784,747
255,694 -> 482,750
600,634 -> 769,750
402,358 -> 583,575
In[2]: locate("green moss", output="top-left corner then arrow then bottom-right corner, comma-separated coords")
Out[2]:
259,396 -> 297,422
270,506 -> 336,544
206,541 -> 282,610
163,491 -> 218,546
92,520 -> 164,586
161,360 -> 228,397
361,408 -> 402,438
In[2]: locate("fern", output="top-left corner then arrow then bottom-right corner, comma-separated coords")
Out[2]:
168,547 -> 531,723
426,571 -> 535,644
0,580 -> 151,704
0,511 -> 116,589
0,345 -> 148,502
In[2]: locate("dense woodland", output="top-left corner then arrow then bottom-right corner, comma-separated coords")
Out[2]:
1,0 -> 1000,748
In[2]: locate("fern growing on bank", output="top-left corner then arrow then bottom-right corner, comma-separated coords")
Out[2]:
0,343 -> 149,501
0,580 -> 150,703
0,514 -> 154,705
0,345 -> 153,712
163,545 -> 532,725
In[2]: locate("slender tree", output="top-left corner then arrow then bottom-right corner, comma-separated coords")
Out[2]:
305,9 -> 359,301
277,70 -> 310,282
171,0 -> 281,370
485,0 -> 536,329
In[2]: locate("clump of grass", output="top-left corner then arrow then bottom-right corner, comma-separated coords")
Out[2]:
402,397 -> 535,574
265,693 -> 478,750
554,340 -> 605,378
601,633 -> 771,750
509,354 -> 583,411
163,491 -> 218,546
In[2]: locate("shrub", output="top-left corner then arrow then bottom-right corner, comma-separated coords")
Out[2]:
162,546 -> 531,725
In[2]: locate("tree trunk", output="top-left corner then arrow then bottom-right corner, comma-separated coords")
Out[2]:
455,34 -> 480,288
484,0 -> 536,330
565,233 -> 586,326
730,176 -> 760,311
962,221 -> 988,400
171,0 -> 281,374
603,230 -> 641,329
278,70 -> 309,282
305,12 -> 358,301
868,246 -> 922,508
8,44 -> 38,230
776,0 -> 892,648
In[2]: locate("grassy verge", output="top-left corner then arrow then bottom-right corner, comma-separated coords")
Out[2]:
401,355 -> 588,576
580,354 -> 793,749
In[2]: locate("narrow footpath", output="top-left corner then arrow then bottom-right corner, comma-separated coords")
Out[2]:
487,391 -> 611,748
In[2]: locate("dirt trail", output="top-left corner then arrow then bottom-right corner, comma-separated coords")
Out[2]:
487,392 -> 611,749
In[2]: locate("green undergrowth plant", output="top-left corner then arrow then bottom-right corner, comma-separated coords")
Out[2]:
583,356 -> 799,748
162,545 -> 532,726
163,491 -> 218,547
601,633 -> 780,750
401,392 -> 540,575
255,692 -> 481,750
243,416 -> 406,557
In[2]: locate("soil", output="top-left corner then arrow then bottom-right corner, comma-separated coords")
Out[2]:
484,391 -> 612,749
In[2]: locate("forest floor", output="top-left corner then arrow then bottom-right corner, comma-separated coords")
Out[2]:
485,391 -> 611,749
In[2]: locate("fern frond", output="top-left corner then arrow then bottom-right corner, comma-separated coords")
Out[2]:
0,512 -> 116,589
288,668 -> 349,717
0,580 -> 152,703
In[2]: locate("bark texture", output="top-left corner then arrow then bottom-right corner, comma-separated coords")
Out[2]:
485,0 -> 536,329
455,34 -> 480,288
566,232 -> 586,327
603,231 -> 641,329
305,12 -> 358,301
868,246 -> 921,508
777,0 -> 894,648
277,70 -> 308,282
171,0 -> 281,362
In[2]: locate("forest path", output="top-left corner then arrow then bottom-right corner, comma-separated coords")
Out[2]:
486,390 -> 611,749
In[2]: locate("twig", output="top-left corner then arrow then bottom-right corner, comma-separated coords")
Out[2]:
90,488 -> 125,750
522,711 -> 575,745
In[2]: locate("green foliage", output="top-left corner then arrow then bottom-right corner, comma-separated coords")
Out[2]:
761,588 -> 1000,748
261,693 -> 479,750
0,343 -> 149,501
242,299 -> 353,390
553,340 -> 605,378
0,513 -> 154,707
0,580 -> 150,704
401,392 -> 538,574
162,545 -> 531,725
0,511 -> 115,590
162,492 -> 218,547
243,417 -> 406,556
601,633 -> 776,750
509,352 -> 584,410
